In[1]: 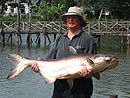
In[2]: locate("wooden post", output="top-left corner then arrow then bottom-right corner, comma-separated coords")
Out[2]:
46,34 -> 51,43
121,33 -> 124,45
37,36 -> 41,45
127,22 -> 130,45
26,33 -> 33,45
44,33 -> 46,46
0,21 -> 5,44
35,34 -> 41,44
7,33 -> 13,43
0,21 -> 2,40
43,22 -> 46,46
127,35 -> 129,45
0,21 -> 2,39
16,0 -> 23,45
109,94 -> 118,98
2,33 -> 5,44
97,35 -> 101,47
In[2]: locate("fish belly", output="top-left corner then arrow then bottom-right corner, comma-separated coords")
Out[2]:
37,60 -> 86,84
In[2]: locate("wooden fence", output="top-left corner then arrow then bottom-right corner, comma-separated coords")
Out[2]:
0,21 -> 130,45
85,21 -> 130,36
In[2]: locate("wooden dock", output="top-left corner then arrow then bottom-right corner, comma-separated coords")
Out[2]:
85,21 -> 130,45
0,21 -> 66,45
0,21 -> 130,46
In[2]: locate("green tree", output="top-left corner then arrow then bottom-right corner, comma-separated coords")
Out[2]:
38,1 -> 65,21
108,0 -> 130,19
0,0 -> 7,14
81,0 -> 130,20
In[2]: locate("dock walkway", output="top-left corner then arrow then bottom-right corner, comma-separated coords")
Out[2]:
0,21 -> 130,45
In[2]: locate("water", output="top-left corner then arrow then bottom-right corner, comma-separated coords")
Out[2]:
0,35 -> 130,98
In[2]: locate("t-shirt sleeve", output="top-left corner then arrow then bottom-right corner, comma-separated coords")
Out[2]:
84,35 -> 97,54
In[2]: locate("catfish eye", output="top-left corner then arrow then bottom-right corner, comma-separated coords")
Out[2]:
104,57 -> 111,62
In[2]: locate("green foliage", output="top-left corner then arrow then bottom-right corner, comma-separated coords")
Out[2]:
0,0 -> 7,4
1,0 -> 130,21
107,0 -> 130,19
37,1 -> 65,21
0,15 -> 17,21
7,3 -> 18,7
81,0 -> 130,20
0,14 -> 2,18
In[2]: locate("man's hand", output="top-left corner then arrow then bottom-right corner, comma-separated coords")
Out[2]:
31,57 -> 43,73
31,63 -> 39,73
79,66 -> 93,78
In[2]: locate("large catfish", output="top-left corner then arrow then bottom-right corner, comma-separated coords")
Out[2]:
7,46 -> 118,87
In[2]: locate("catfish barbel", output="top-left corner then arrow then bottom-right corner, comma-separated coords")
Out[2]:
7,53 -> 118,84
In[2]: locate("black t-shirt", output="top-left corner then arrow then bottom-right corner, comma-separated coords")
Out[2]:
45,30 -> 97,98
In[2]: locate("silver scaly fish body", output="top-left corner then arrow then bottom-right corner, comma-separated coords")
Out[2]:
7,53 -> 118,84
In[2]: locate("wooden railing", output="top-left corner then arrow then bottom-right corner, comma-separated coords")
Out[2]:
1,21 -> 130,36
84,21 -> 130,35
0,21 -> 130,45
1,21 -> 66,34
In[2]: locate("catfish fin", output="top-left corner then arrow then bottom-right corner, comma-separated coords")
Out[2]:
93,73 -> 100,80
7,66 -> 18,80
67,79 -> 74,89
58,72 -> 80,79
39,72 -> 56,84
86,58 -> 100,80
7,54 -> 28,80
8,54 -> 22,66
69,46 -> 77,55
87,58 -> 95,65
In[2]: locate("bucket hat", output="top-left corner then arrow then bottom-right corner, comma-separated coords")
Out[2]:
61,6 -> 87,27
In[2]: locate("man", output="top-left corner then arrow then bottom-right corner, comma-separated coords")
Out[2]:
31,6 -> 97,98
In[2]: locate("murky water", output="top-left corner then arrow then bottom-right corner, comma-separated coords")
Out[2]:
0,35 -> 130,98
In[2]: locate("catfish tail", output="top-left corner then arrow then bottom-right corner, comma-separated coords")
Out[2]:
7,54 -> 28,80
8,54 -> 23,66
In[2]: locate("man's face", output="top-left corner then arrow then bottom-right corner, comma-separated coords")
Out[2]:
66,15 -> 82,29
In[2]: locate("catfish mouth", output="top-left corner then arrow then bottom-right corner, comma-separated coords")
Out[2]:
101,60 -> 118,72
101,67 -> 108,72
104,56 -> 119,67
93,57 -> 118,73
